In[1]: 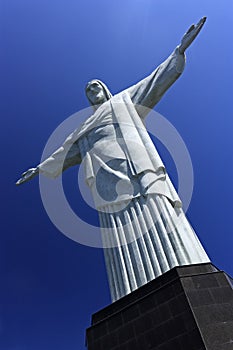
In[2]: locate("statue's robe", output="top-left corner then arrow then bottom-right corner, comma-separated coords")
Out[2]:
38,47 -> 210,301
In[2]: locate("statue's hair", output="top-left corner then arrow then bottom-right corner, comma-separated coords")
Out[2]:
85,79 -> 112,110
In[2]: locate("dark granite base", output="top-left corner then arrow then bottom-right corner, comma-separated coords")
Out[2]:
86,263 -> 233,350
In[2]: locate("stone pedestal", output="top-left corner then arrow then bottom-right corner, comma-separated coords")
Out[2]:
86,263 -> 233,350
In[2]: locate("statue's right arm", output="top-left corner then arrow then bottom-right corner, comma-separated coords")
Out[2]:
16,141 -> 81,185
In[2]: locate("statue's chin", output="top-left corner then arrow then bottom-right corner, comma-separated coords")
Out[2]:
95,97 -> 106,105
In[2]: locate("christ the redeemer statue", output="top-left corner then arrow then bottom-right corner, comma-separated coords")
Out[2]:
17,18 -> 210,302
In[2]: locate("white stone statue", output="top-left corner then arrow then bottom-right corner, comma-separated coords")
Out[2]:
16,17 -> 210,301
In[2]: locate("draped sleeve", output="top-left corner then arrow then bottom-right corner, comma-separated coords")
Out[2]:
38,140 -> 81,178
126,47 -> 186,116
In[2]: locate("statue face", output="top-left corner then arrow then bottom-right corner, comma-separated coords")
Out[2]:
86,81 -> 107,105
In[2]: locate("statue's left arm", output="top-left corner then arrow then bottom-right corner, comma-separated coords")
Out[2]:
37,141 -> 81,178
16,141 -> 81,185
127,17 -> 206,113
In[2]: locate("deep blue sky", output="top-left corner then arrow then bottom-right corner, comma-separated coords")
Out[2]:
1,1 -> 233,349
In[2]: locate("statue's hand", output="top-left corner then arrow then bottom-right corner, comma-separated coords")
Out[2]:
16,167 -> 39,185
179,17 -> 207,54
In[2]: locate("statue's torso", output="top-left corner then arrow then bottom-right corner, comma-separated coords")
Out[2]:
78,99 -> 170,209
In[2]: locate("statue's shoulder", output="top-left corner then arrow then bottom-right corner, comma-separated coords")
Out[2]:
110,90 -> 131,104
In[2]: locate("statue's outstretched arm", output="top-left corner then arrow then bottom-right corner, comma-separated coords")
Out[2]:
127,17 -> 207,115
16,141 -> 81,185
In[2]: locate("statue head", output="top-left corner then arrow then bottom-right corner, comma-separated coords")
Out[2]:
85,79 -> 112,110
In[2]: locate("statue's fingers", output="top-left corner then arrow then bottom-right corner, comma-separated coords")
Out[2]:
196,17 -> 207,30
191,18 -> 206,39
186,24 -> 195,34
16,174 -> 31,185
16,178 -> 24,185
22,168 -> 34,177
195,23 -> 205,36
198,16 -> 207,25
